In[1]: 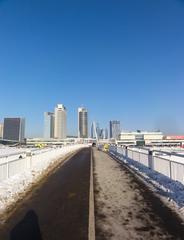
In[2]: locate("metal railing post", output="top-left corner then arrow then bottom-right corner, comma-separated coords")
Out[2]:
148,150 -> 153,169
125,146 -> 128,158
6,156 -> 9,179
169,161 -> 172,179
30,155 -> 32,169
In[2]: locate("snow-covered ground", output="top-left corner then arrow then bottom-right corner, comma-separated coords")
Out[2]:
0,145 -> 28,157
0,145 -> 54,157
0,144 -> 86,219
109,148 -> 184,218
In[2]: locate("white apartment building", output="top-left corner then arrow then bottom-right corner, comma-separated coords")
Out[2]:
54,104 -> 67,139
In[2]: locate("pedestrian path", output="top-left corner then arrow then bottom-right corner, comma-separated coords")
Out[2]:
93,149 -> 182,240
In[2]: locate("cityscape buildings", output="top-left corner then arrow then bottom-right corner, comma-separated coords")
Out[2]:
118,131 -> 163,146
54,104 -> 67,139
78,107 -> 88,138
3,118 -> 25,143
109,120 -> 121,139
91,122 -> 108,140
44,112 -> 55,139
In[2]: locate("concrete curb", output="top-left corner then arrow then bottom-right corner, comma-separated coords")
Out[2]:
88,148 -> 96,240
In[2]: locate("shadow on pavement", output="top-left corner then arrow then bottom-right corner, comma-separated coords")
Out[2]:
10,210 -> 42,240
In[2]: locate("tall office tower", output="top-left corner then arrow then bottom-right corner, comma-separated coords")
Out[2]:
3,118 -> 25,142
78,107 -> 88,138
109,120 -> 121,139
0,123 -> 3,138
54,104 -> 67,139
44,112 -> 54,139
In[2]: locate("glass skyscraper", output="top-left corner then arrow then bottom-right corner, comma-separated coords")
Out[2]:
44,112 -> 54,139
78,107 -> 88,138
109,120 -> 121,139
3,118 -> 25,143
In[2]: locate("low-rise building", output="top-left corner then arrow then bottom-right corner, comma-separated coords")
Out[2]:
118,131 -> 163,146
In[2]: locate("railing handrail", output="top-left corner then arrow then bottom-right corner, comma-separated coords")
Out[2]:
0,151 -> 26,159
118,146 -> 184,165
114,146 -> 184,185
0,156 -> 26,167
152,150 -> 184,158
153,154 -> 184,166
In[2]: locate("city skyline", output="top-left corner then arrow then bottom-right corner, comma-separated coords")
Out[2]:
0,1 -> 184,137
0,102 -> 183,138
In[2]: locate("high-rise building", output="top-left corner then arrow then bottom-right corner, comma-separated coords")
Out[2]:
0,123 -> 3,139
78,107 -> 88,138
44,112 -> 54,139
54,104 -> 67,139
109,120 -> 121,139
3,118 -> 25,142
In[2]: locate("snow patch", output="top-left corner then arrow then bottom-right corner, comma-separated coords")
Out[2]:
0,145 -> 86,216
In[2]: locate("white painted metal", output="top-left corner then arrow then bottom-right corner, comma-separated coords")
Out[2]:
114,146 -> 184,185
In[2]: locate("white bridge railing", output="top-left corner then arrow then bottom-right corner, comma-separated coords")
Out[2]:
0,145 -> 77,181
110,146 -> 184,185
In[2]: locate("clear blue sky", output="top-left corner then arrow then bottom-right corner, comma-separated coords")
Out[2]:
0,0 -> 184,137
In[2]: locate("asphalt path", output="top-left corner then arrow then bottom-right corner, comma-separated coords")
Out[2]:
0,147 -> 91,240
93,149 -> 184,240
